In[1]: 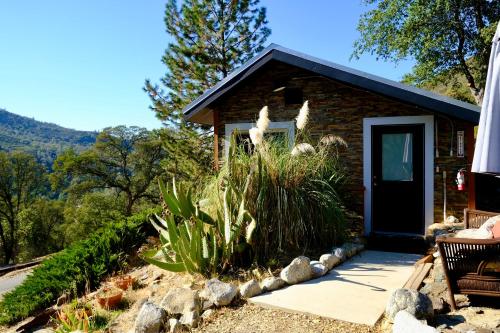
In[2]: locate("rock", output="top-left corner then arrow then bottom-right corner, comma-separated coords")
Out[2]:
239,279 -> 262,298
392,310 -> 438,333
134,302 -> 167,333
341,242 -> 363,257
385,288 -> 433,322
33,329 -> 56,333
160,287 -> 200,315
310,261 -> 328,278
319,254 -> 340,270
179,310 -> 199,328
419,282 -> 449,313
332,247 -> 346,261
168,318 -> 181,333
200,278 -> 238,306
152,271 -> 164,281
201,309 -> 214,320
261,277 -> 285,292
432,258 -> 445,283
280,256 -> 312,284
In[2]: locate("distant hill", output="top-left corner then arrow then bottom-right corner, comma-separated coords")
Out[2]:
0,109 -> 97,168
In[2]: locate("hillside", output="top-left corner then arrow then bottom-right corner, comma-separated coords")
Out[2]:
0,109 -> 97,168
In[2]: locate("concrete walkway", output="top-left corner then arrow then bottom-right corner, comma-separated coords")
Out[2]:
249,250 -> 420,326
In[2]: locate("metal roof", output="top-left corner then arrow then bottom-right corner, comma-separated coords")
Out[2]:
183,43 -> 480,124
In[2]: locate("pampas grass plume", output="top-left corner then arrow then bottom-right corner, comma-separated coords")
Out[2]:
291,143 -> 316,156
296,100 -> 309,130
256,106 -> 270,132
249,127 -> 263,146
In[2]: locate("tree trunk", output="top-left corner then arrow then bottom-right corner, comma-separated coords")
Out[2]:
470,87 -> 484,106
125,194 -> 134,216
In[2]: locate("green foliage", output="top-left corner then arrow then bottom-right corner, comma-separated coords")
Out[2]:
52,126 -> 165,215
0,151 -> 47,264
16,199 -> 66,262
0,108 -> 96,169
208,133 -> 347,262
143,177 -> 256,276
53,306 -> 95,333
353,0 -> 500,104
61,192 -> 126,245
144,0 -> 271,125
159,127 -> 213,184
0,211 -> 152,325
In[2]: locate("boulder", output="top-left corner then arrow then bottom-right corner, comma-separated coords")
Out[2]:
168,318 -> 181,333
179,310 -> 199,328
332,247 -> 346,261
239,279 -> 262,298
319,253 -> 340,270
200,278 -> 238,306
280,256 -> 312,284
386,289 -> 433,322
341,242 -> 363,257
310,261 -> 328,278
134,302 -> 167,333
160,287 -> 200,315
201,309 -> 214,320
392,310 -> 438,333
261,277 -> 286,292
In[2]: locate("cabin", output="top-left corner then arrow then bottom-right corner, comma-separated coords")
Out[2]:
183,44 -> 485,237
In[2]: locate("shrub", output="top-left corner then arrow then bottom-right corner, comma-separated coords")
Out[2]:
206,102 -> 348,262
143,177 -> 256,277
0,210 -> 154,325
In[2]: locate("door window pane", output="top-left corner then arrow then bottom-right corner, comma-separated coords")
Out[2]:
382,133 -> 413,181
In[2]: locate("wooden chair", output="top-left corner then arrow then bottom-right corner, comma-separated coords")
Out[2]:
436,209 -> 500,310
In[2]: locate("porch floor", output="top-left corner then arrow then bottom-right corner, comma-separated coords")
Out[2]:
248,250 -> 420,326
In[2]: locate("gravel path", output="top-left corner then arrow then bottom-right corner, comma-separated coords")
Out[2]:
194,303 -> 383,333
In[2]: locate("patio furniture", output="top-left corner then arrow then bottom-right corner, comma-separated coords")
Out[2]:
464,208 -> 498,228
436,209 -> 500,310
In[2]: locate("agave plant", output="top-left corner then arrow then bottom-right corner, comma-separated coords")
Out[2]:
142,175 -> 256,276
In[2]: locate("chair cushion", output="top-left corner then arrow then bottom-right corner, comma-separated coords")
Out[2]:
492,220 -> 500,238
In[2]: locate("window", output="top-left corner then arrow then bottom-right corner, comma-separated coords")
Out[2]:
284,88 -> 303,105
224,121 -> 295,157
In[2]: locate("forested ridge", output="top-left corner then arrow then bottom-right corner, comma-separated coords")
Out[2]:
0,108 -> 96,168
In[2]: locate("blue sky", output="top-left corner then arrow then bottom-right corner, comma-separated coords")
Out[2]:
0,1 -> 414,131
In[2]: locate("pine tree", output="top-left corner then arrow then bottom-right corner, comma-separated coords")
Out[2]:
144,0 -> 271,125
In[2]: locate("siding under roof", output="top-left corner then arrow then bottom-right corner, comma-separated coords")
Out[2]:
183,44 -> 480,124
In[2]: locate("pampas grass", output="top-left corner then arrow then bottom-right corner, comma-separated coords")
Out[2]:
256,106 -> 270,132
205,139 -> 347,263
296,100 -> 309,130
249,127 -> 263,145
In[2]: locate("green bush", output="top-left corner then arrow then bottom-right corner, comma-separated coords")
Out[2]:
206,103 -> 348,262
0,210 -> 154,325
143,177 -> 256,277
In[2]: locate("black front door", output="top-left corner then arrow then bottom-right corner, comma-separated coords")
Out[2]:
372,124 -> 425,234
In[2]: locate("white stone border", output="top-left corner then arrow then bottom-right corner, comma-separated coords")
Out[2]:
363,115 -> 434,236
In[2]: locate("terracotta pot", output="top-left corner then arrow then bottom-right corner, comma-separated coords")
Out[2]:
114,275 -> 134,290
96,288 -> 123,309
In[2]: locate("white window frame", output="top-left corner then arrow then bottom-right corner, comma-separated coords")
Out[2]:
363,115 -> 434,236
224,121 -> 295,157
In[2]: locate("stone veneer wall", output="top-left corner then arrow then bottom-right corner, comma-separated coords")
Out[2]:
210,61 -> 475,225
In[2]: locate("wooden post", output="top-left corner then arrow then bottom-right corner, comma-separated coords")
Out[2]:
466,124 -> 476,209
213,110 -> 219,171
